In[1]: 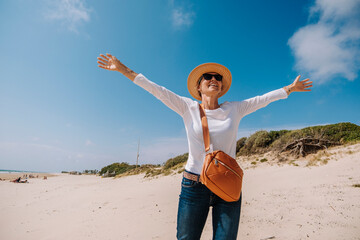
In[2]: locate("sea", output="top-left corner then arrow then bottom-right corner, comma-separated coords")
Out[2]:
0,169 -> 39,173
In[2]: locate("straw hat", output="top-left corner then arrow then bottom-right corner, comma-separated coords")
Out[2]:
187,63 -> 232,101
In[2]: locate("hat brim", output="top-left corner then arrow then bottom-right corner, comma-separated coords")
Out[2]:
187,63 -> 232,101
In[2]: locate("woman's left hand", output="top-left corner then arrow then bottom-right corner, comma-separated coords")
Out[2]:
284,75 -> 313,95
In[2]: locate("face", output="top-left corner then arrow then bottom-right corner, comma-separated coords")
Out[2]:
197,72 -> 223,98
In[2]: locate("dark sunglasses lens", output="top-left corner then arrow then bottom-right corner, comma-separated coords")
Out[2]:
214,75 -> 223,81
202,74 -> 223,81
203,74 -> 212,80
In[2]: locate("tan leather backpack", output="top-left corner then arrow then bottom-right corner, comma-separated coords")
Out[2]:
199,104 -> 244,202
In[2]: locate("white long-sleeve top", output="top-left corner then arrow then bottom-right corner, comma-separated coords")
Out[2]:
134,73 -> 288,174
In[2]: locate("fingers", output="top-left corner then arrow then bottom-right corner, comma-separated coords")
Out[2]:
97,57 -> 109,65
98,53 -> 115,63
296,88 -> 311,92
97,58 -> 108,65
98,65 -> 109,70
98,53 -> 118,66
106,53 -> 117,60
100,54 -> 110,60
302,83 -> 312,90
302,78 -> 312,88
97,53 -> 118,71
291,75 -> 313,93
300,78 -> 311,83
98,61 -> 109,67
303,82 -> 313,87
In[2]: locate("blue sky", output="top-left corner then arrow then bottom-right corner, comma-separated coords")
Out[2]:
1,0 -> 359,172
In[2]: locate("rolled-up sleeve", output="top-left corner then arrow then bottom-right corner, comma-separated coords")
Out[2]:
236,88 -> 288,118
133,73 -> 191,117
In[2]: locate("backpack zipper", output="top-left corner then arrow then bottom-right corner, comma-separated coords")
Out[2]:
214,158 -> 242,179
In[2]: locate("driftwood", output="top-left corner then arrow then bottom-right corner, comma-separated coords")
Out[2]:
281,138 -> 339,157
102,170 -> 116,178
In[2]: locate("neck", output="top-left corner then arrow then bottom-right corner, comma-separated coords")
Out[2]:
201,95 -> 220,110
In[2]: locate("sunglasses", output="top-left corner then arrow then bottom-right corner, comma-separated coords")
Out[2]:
202,73 -> 223,81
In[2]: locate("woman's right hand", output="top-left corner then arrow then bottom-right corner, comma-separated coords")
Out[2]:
97,53 -> 138,81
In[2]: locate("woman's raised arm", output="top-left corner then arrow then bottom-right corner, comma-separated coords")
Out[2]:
97,53 -> 192,117
97,53 -> 138,81
236,75 -> 313,117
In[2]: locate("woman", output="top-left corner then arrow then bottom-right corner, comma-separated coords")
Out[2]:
97,53 -> 312,239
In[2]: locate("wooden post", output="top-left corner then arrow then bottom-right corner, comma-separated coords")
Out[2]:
136,137 -> 140,169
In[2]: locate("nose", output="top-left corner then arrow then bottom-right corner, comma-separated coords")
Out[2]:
210,78 -> 219,84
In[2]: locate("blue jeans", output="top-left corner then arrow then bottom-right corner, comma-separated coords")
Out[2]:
176,172 -> 242,240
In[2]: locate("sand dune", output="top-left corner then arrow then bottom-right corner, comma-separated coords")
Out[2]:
1,144 -> 359,240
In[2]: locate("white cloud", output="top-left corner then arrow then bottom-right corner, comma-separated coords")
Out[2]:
288,0 -> 360,83
172,8 -> 195,28
309,0 -> 360,21
85,139 -> 94,146
44,0 -> 91,33
32,137 -> 40,141
169,0 -> 195,29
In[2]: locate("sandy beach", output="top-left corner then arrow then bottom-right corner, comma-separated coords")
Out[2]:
1,144 -> 359,240
0,172 -> 56,181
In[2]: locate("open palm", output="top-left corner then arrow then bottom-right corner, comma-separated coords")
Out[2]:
291,75 -> 313,92
97,53 -> 122,71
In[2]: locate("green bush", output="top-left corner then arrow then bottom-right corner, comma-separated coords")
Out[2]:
98,122 -> 360,178
82,169 -> 99,174
272,122 -> 360,150
236,122 -> 360,156
99,154 -> 188,178
236,137 -> 247,153
163,153 -> 188,170
268,130 -> 290,142
238,130 -> 271,155
99,162 -> 135,176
